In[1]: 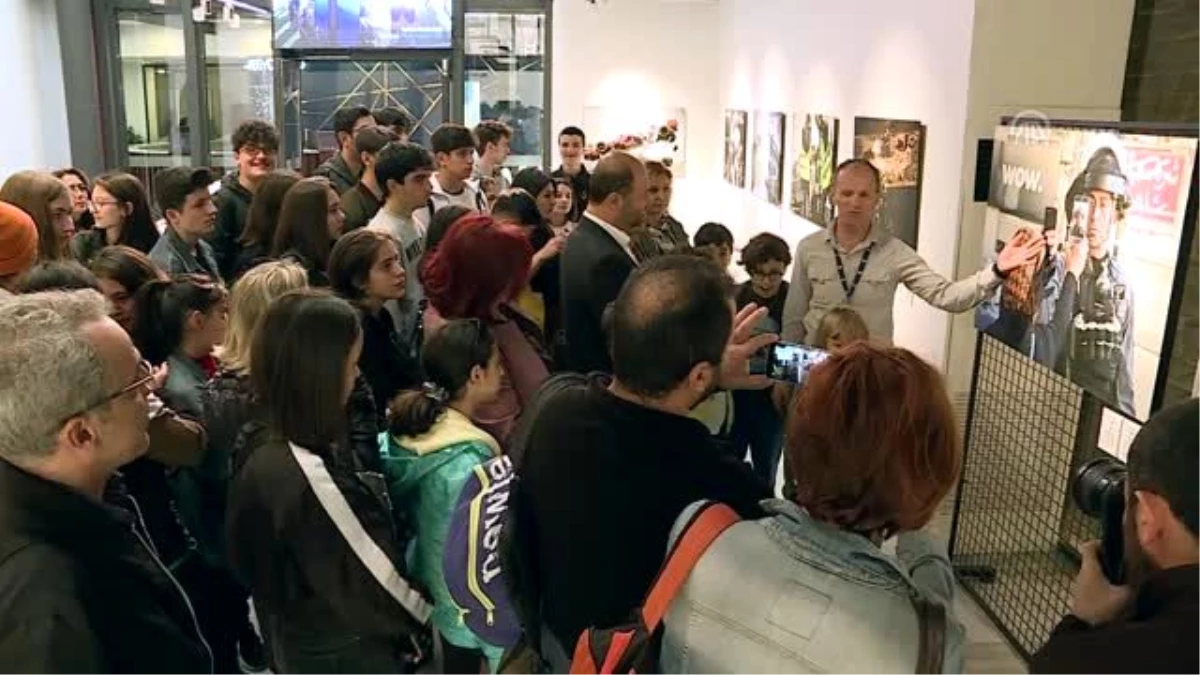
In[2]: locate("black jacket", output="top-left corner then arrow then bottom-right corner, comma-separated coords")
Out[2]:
197,368 -> 259,562
226,421 -> 430,672
559,216 -> 636,374
280,248 -> 330,288
341,182 -> 384,232
1030,565 -> 1199,674
0,459 -> 212,673
314,153 -> 359,196
212,172 -> 253,280
357,305 -> 421,418
551,165 -> 590,222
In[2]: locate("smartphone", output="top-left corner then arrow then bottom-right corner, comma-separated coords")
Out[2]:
1043,206 -> 1060,253
765,341 -> 829,384
1070,195 -> 1090,240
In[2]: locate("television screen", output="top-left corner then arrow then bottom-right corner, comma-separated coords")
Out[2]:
975,121 -> 1197,420
273,0 -> 452,50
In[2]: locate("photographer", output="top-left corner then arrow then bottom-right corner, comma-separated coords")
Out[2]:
1031,398 -> 1198,673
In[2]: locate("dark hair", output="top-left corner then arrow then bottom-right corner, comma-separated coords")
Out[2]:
231,119 -> 280,154
375,142 -> 436,193
272,177 -> 337,271
424,205 -> 473,256
475,120 -> 513,152
644,160 -> 673,181
16,260 -> 100,293
52,167 -> 90,189
431,123 -> 478,155
354,125 -> 399,156
559,126 -> 586,144
241,170 -> 300,248
694,222 -> 734,249
132,274 -> 227,365
1128,398 -> 1199,536
89,245 -> 163,296
328,228 -> 398,302
154,166 -> 213,214
92,172 -> 160,253
739,232 -> 791,270
422,213 -> 532,319
390,319 -> 495,437
373,107 -> 413,135
512,168 -> 553,202
610,254 -> 733,397
491,190 -> 543,229
333,106 -> 373,137
251,289 -> 361,450
788,342 -> 960,538
588,152 -> 640,205
835,158 -> 882,193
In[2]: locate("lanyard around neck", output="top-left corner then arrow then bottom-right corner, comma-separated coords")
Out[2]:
830,240 -> 875,301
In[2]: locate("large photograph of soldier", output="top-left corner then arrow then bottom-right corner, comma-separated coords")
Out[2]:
791,113 -> 840,226
723,110 -> 748,188
977,126 -> 1198,419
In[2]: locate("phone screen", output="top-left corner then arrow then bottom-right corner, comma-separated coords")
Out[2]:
767,342 -> 829,384
1070,195 -> 1091,240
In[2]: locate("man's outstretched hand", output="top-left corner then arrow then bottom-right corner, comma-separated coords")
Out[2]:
718,304 -> 777,391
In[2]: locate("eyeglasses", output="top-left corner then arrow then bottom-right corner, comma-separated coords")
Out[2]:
58,359 -> 154,427
750,269 -> 785,280
238,145 -> 276,158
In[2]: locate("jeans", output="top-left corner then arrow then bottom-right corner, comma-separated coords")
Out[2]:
730,390 -> 783,493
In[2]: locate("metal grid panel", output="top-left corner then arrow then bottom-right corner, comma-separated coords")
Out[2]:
951,334 -> 1102,660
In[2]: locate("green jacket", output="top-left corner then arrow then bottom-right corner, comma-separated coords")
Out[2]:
381,409 -> 503,660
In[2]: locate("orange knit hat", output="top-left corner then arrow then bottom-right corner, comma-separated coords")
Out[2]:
0,200 -> 38,277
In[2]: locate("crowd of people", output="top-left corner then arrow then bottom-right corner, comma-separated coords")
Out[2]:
0,111 -> 1194,675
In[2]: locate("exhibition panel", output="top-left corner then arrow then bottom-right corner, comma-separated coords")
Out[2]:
790,113 -> 839,228
853,117 -> 926,250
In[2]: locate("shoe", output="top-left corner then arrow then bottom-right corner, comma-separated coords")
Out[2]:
237,629 -> 268,673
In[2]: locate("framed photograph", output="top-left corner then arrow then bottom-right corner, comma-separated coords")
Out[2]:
723,110 -> 748,187
853,117 -> 926,248
975,122 -> 1198,420
752,112 -> 785,205
582,107 -> 687,175
791,113 -> 840,226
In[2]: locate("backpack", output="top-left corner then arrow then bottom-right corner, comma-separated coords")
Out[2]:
568,501 -> 740,674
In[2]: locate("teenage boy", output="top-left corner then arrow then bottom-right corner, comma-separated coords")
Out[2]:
315,106 -> 376,196
341,125 -> 400,232
211,119 -> 278,279
694,221 -> 735,272
552,125 -> 589,221
374,107 -> 414,142
367,142 -> 436,347
473,119 -> 513,193
427,123 -> 486,218
149,167 -> 222,282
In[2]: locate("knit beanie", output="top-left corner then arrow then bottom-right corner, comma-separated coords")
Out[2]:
0,200 -> 38,277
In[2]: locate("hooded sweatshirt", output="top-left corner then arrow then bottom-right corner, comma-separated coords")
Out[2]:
212,172 -> 253,280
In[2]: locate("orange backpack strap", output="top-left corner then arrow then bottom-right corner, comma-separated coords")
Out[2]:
640,502 -> 740,630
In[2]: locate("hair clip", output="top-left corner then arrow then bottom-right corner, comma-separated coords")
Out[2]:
421,382 -> 449,404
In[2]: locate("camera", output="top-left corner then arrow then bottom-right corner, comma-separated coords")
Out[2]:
1071,458 -> 1127,584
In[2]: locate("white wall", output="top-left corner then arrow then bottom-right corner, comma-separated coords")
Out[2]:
0,0 -> 70,177
717,0 -> 979,367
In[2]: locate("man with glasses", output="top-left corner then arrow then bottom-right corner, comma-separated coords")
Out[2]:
212,119 -> 279,280
0,290 -> 212,672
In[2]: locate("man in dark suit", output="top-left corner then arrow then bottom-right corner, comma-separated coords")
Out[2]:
560,152 -> 647,373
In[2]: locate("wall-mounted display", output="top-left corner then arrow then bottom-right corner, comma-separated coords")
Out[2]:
975,122 -> 1198,420
581,107 -> 687,175
853,117 -> 926,248
723,110 -> 748,187
273,0 -> 453,50
791,113 -> 840,226
752,112 -> 785,205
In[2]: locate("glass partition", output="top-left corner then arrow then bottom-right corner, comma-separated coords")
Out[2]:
117,10 -> 189,191
204,3 -> 275,172
465,11 -> 546,168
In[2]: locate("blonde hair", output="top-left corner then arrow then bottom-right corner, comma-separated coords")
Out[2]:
0,171 -> 70,261
814,306 -> 869,350
217,261 -> 308,373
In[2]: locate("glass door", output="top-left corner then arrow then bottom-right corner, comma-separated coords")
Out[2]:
464,11 -> 547,168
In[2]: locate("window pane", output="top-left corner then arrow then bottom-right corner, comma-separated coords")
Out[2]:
205,3 -> 275,172
117,11 -> 189,191
465,12 -> 545,167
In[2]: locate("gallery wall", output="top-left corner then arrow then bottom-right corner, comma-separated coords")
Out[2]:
0,0 -> 71,177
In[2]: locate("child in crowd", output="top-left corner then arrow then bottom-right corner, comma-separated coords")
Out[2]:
693,221 -> 734,272
380,319 -> 508,673
730,233 -> 792,489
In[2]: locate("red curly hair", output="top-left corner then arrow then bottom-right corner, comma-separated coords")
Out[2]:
787,342 -> 962,539
421,212 -> 533,320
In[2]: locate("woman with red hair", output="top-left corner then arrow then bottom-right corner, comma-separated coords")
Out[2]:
421,212 -> 552,445
660,342 -> 967,673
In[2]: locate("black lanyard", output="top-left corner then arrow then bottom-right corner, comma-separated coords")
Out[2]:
831,241 -> 875,300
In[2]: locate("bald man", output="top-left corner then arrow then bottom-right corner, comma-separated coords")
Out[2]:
559,151 -> 648,373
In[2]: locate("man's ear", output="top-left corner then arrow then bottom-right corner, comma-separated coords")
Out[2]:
1132,490 -> 1171,550
164,207 -> 181,226
686,362 -> 716,397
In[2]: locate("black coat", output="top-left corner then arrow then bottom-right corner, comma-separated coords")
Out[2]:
559,216 -> 636,374
226,421 -> 430,672
357,305 -> 421,418
212,173 -> 253,281
0,459 -> 211,673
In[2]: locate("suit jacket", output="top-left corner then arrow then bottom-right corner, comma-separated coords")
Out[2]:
559,216 -> 636,374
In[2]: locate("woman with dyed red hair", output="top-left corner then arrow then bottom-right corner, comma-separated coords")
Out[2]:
660,342 -> 967,673
421,212 -> 552,445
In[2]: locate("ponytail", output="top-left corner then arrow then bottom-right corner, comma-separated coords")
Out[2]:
131,274 -> 226,365
389,384 -> 451,437
388,319 -> 495,438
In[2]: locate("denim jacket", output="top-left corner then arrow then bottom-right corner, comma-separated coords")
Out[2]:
661,500 -> 965,674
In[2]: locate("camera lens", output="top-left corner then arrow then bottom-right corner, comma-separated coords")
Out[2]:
1072,458 -> 1127,518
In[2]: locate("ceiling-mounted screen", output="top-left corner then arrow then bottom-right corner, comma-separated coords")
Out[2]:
273,0 -> 452,50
